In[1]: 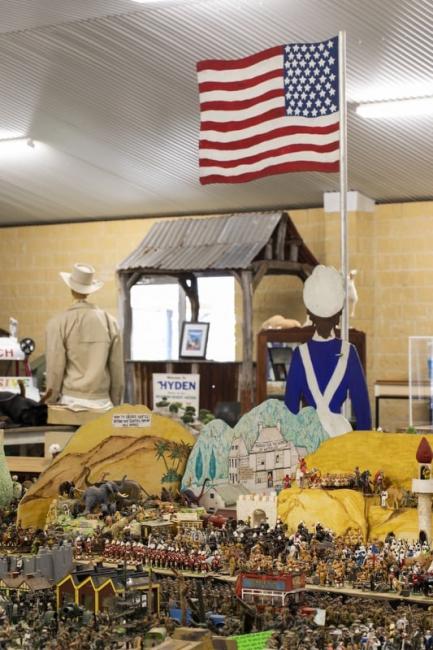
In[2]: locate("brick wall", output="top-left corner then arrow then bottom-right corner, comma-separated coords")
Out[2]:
0,219 -> 155,355
1,201 -> 433,430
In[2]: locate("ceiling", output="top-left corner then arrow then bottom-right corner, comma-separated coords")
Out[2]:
0,0 -> 432,226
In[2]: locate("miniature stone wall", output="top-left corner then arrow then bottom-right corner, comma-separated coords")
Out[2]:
237,492 -> 278,528
0,543 -> 73,582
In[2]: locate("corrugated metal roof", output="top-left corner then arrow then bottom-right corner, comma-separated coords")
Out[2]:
0,0 -> 433,225
118,212 -> 282,271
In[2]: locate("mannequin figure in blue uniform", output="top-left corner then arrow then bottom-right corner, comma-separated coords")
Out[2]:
284,265 -> 371,437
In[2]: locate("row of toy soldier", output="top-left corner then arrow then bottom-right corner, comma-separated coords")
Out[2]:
102,539 -> 222,572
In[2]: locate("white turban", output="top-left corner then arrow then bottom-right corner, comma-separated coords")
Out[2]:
303,265 -> 345,317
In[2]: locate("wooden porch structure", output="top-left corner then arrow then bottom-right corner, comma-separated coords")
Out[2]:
117,211 -> 319,412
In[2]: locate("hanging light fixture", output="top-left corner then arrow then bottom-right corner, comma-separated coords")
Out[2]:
356,96 -> 433,119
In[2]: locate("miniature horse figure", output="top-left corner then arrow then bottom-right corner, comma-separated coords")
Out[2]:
359,470 -> 372,494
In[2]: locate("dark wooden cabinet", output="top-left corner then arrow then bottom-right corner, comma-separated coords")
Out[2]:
128,360 -> 241,413
256,326 -> 366,404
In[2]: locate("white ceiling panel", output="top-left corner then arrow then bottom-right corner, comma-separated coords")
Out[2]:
0,0 -> 432,225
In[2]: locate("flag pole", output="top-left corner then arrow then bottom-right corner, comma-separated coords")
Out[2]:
338,30 -> 349,343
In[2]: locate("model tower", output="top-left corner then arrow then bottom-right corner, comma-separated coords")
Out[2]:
412,437 -> 433,541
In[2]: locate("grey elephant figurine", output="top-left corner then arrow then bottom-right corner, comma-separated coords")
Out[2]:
82,481 -> 127,515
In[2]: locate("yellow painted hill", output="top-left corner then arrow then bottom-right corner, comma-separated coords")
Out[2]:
278,486 -> 367,539
277,487 -> 421,542
277,430 -> 429,541
306,430 -> 424,489
18,404 -> 195,529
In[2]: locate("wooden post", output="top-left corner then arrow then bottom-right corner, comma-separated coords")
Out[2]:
235,270 -> 254,412
179,274 -> 200,322
118,272 -> 133,404
275,212 -> 288,261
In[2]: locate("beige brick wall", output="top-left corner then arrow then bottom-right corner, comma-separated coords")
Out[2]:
1,200 -> 433,431
235,207 -> 326,357
0,219 -> 156,356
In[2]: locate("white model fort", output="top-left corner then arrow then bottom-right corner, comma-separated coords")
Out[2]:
412,436 -> 433,542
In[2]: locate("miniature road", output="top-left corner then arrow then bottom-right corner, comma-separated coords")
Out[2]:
84,560 -> 433,603
306,583 -> 433,605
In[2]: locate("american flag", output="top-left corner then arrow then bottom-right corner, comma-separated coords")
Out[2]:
197,36 -> 340,184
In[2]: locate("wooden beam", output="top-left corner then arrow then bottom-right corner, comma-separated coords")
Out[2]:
179,274 -> 200,322
275,212 -> 288,261
251,260 -> 314,279
126,271 -> 143,291
252,261 -> 269,292
118,273 -> 134,404
234,270 -> 254,412
5,456 -> 50,474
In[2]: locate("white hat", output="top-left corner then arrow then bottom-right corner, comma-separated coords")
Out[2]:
60,263 -> 104,294
49,443 -> 61,456
303,265 -> 345,317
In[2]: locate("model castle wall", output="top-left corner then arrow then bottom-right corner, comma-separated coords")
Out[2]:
0,543 -> 73,582
237,492 -> 278,528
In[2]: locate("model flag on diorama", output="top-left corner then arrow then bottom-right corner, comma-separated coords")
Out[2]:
197,36 -> 340,185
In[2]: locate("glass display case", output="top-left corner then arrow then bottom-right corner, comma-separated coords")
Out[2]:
408,336 -> 433,429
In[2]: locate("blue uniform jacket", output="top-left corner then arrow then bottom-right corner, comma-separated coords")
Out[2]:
284,338 -> 372,430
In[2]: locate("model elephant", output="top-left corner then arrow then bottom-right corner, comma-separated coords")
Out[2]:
82,481 -> 127,515
115,475 -> 146,502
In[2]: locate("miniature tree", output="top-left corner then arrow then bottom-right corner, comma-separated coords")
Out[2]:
195,449 -> 203,482
209,449 -> 217,482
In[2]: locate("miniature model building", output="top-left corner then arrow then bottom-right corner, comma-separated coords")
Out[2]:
412,436 -> 433,541
228,422 -> 306,492
182,398 -> 328,497
0,544 -> 73,583
56,564 -> 160,615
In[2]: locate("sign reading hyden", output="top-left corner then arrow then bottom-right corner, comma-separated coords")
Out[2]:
112,413 -> 152,428
152,373 -> 200,413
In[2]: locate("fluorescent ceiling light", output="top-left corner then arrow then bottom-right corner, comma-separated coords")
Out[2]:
356,96 -> 433,119
0,129 -> 25,139
0,137 -> 37,159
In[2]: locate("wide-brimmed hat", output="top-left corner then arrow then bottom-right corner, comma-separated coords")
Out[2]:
303,264 -> 345,318
60,263 -> 104,294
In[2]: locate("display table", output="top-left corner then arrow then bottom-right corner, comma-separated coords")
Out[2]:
0,425 -> 77,474
374,379 -> 431,429
48,405 -> 110,426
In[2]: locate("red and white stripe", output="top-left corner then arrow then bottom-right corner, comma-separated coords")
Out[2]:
197,46 -> 340,184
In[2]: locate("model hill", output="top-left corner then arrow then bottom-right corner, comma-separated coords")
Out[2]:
18,404 -> 195,529
182,399 -> 329,490
278,430 -> 426,541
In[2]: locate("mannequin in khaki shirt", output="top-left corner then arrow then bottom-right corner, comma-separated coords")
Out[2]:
45,263 -> 124,408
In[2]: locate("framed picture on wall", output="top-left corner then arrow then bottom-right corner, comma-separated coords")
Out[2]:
179,322 -> 210,359
268,345 -> 293,381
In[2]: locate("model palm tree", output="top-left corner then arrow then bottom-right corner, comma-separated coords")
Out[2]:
154,440 -> 170,471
